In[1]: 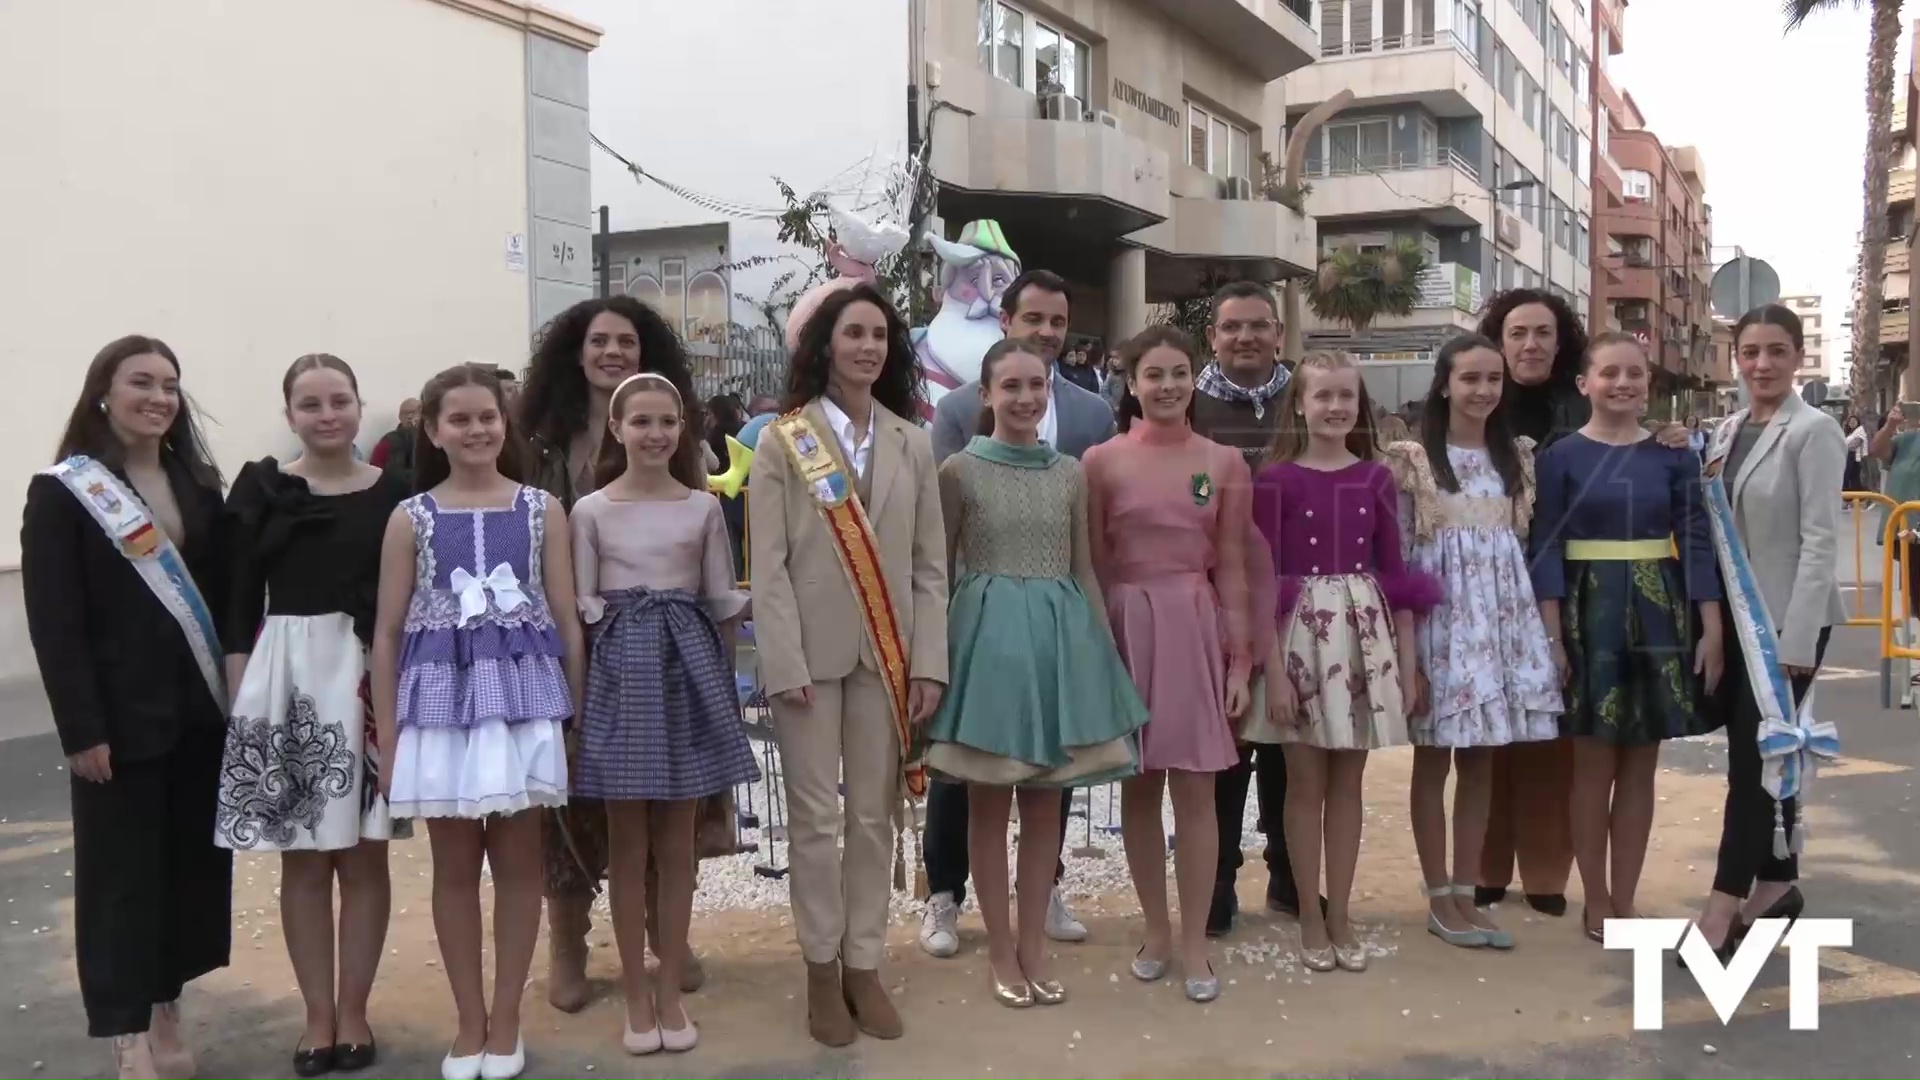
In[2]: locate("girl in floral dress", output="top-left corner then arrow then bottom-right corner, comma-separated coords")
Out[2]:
371,364 -> 585,1080
1381,334 -> 1563,953
1250,351 -> 1438,974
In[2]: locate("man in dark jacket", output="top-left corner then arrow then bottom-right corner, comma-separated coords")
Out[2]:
368,397 -> 420,482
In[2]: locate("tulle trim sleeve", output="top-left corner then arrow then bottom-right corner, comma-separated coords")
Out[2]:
1369,462 -> 1444,614
1377,566 -> 1445,613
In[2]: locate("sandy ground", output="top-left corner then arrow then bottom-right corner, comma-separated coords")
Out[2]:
8,726 -> 1917,1080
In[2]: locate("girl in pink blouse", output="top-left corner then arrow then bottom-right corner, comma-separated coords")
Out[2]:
1084,327 -> 1272,1004
1252,351 -> 1439,974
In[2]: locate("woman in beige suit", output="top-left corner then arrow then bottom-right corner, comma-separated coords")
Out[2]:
748,281 -> 948,1047
1689,304 -> 1846,959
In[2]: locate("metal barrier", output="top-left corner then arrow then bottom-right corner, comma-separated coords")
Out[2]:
1844,491 -> 1897,627
1880,499 -> 1920,667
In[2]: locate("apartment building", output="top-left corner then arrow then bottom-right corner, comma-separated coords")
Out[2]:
1778,293 -> 1830,386
928,0 -> 1320,346
1281,0 -> 1594,361
1884,22 -> 1919,399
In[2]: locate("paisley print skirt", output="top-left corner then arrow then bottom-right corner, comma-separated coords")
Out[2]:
215,613 -> 404,851
1561,559 -> 1715,746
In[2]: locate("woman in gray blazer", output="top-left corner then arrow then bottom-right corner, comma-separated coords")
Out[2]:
1690,304 -> 1846,959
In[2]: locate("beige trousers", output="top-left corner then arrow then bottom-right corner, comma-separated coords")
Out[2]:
771,664 -> 900,970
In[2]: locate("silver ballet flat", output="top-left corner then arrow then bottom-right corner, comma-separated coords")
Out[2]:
1185,963 -> 1221,1003
1129,946 -> 1167,982
1300,945 -> 1337,973
1333,941 -> 1369,972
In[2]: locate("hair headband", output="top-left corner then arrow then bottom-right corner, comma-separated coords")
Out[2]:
611,372 -> 682,419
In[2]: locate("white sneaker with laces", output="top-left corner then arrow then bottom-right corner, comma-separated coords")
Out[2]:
919,891 -> 961,957
1044,887 -> 1089,943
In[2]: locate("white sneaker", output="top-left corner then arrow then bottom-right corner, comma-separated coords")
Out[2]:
1045,887 -> 1089,943
919,891 -> 961,957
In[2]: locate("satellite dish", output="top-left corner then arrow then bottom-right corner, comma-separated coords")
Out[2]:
1802,379 -> 1829,406
1711,257 -> 1781,319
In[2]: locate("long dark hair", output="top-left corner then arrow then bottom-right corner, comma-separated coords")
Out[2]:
1263,350 -> 1379,465
517,296 -> 702,458
1114,325 -> 1200,433
783,283 -> 927,421
705,392 -> 746,462
412,364 -> 524,493
1419,333 -> 1523,496
1733,303 -> 1805,350
594,375 -> 707,492
1476,288 -> 1588,388
974,338 -> 1050,437
55,335 -> 223,488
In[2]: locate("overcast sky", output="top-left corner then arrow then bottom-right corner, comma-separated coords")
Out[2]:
1611,0 -> 1885,373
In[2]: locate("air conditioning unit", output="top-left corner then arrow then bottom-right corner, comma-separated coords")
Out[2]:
1222,175 -> 1255,200
1040,93 -> 1085,122
1495,210 -> 1522,250
1090,109 -> 1120,129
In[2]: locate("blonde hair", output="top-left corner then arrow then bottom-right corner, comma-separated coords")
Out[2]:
1262,350 -> 1381,465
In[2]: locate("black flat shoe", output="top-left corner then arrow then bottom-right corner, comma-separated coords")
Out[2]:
1526,892 -> 1568,917
1206,882 -> 1237,938
292,1045 -> 335,1078
1473,886 -> 1508,908
331,1040 -> 376,1073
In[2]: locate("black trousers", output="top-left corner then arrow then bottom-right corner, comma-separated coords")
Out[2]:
71,725 -> 232,1037
1214,743 -> 1291,892
1713,621 -> 1830,898
923,780 -> 1069,905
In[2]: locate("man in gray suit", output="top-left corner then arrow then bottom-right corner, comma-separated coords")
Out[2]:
918,269 -> 1117,960
930,270 -> 1118,462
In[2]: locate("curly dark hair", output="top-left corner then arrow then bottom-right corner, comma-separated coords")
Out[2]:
517,295 -> 702,458
1475,287 -> 1588,389
782,283 -> 927,421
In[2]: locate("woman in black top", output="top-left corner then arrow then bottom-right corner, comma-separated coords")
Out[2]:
219,355 -> 409,1076
22,335 -> 230,1080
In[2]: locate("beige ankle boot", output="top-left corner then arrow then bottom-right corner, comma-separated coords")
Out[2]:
147,1002 -> 196,1079
545,893 -> 593,1013
113,1034 -> 159,1080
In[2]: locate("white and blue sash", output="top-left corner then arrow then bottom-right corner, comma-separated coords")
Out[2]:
1704,418 -> 1840,857
43,455 -> 226,707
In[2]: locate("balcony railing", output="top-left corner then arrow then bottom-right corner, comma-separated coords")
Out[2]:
1302,146 -> 1481,184
1318,28 -> 1479,71
1888,246 -> 1911,276
1892,168 -> 1915,204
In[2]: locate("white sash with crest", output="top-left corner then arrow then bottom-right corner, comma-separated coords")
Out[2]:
43,455 -> 226,707
1703,418 -> 1839,857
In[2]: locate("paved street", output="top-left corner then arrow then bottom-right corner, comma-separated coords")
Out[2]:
1,610 -> 1916,1078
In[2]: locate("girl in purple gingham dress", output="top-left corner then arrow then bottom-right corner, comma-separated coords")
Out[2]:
371,365 -> 585,1080
570,373 -> 757,1053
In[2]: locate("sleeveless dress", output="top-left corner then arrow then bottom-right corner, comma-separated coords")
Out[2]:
216,460 -> 409,850
924,437 -> 1147,785
1383,441 -> 1563,748
389,486 -> 571,818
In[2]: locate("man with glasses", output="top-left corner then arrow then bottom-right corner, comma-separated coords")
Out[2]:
1188,282 -> 1324,936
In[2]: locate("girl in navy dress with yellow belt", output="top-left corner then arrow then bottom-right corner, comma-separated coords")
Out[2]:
1529,333 -> 1724,943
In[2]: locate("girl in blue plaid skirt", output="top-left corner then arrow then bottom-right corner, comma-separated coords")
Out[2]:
572,373 -> 758,1054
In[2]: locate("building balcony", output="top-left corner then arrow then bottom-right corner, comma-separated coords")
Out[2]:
1128,192 -> 1317,296
1284,30 -> 1490,119
931,111 -> 1171,240
1888,307 -> 1910,346
1888,244 -> 1910,276
1300,148 -> 1486,227
1613,264 -> 1657,303
1135,0 -> 1317,81
1893,167 -> 1915,207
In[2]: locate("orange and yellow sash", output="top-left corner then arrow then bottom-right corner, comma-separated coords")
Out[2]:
770,410 -> 925,798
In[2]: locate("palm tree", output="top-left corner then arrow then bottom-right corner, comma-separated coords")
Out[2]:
1787,0 -> 1904,404
1307,238 -> 1428,335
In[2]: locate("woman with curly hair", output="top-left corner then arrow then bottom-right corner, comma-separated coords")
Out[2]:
748,280 -> 946,1046
1471,289 -> 1688,921
514,295 -> 709,1016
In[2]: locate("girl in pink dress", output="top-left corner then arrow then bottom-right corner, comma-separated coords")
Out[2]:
1084,326 -> 1271,1004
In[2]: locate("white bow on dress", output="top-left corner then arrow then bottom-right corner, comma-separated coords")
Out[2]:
449,563 -> 530,626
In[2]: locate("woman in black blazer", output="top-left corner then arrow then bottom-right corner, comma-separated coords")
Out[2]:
21,335 -> 231,1080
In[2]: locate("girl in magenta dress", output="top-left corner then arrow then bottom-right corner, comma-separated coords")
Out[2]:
1084,326 -> 1272,1005
1252,351 -> 1439,975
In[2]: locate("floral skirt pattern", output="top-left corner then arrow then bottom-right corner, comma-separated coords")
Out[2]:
1251,574 -> 1408,750
1561,559 -> 1715,746
216,613 -> 404,851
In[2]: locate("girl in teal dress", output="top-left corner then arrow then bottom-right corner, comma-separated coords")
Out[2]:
925,338 -> 1148,1010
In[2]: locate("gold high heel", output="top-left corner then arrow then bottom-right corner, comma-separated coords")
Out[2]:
991,968 -> 1034,1009
1028,978 -> 1067,1005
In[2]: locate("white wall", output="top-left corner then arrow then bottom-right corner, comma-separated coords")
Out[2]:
546,0 -> 907,330
0,0 -> 544,568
